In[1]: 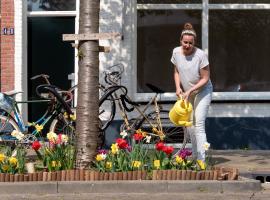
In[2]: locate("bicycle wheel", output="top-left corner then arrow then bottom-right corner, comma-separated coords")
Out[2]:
0,115 -> 20,140
50,116 -> 76,143
130,110 -> 187,147
99,85 -> 116,131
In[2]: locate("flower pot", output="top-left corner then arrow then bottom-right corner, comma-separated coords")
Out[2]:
25,162 -> 35,173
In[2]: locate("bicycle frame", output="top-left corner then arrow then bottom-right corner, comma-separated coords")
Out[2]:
3,96 -> 58,136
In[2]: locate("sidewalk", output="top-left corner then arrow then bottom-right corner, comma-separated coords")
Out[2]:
210,150 -> 270,181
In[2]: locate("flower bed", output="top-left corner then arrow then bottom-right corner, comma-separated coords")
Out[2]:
0,167 -> 238,182
1,129 -> 239,182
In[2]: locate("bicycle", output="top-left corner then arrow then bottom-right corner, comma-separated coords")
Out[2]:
98,64 -> 187,148
0,74 -> 76,146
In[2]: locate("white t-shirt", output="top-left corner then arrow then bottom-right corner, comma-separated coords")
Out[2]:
171,46 -> 212,92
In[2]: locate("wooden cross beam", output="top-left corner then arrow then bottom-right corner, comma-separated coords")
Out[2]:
62,32 -> 121,41
63,32 -> 121,53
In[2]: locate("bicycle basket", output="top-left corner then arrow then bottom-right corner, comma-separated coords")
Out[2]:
0,93 -> 14,113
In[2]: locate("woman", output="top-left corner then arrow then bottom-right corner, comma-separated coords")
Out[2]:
171,23 -> 213,163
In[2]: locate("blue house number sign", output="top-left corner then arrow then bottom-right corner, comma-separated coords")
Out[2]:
2,28 -> 14,35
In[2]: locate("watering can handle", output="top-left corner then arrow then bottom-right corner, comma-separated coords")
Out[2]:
177,95 -> 189,108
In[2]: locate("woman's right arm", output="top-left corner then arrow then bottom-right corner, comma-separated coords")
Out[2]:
174,66 -> 183,97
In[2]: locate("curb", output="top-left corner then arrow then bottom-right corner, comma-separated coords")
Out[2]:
0,177 -> 261,194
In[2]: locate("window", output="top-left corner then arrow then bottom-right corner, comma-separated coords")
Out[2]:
27,0 -> 76,11
136,1 -> 270,100
209,10 -> 270,92
137,9 -> 201,93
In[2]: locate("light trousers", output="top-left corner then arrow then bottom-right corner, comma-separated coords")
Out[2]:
187,85 -> 212,161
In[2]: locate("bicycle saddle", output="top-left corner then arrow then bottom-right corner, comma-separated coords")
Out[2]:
146,83 -> 165,94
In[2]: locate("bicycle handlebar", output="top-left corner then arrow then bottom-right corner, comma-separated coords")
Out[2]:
31,74 -> 51,85
104,63 -> 124,85
36,84 -> 73,114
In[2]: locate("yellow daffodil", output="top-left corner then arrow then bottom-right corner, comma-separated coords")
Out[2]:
51,161 -> 61,168
132,161 -> 142,168
9,157 -> 18,166
2,165 -> 9,171
96,154 -> 104,161
35,124 -> 44,132
197,160 -> 206,170
47,131 -> 58,142
51,161 -> 56,167
175,155 -> 183,164
0,153 -> 6,162
63,112 -> 69,119
154,160 -> 160,169
105,162 -> 112,169
70,114 -> 76,121
111,143 -> 119,155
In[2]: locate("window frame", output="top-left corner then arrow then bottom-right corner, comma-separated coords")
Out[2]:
135,1 -> 270,102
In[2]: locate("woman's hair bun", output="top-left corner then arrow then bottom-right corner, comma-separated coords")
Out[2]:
184,23 -> 193,30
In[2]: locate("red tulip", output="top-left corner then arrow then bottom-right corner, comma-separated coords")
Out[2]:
162,146 -> 174,155
32,141 -> 41,151
133,133 -> 144,141
116,138 -> 128,149
155,142 -> 164,151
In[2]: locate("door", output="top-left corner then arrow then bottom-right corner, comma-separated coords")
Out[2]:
27,17 -> 75,122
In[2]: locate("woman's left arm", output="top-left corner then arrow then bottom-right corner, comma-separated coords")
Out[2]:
183,65 -> 210,100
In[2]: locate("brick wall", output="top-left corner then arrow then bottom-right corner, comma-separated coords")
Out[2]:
0,0 -> 14,92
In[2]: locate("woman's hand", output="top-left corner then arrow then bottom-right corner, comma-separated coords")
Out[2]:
183,90 -> 192,101
176,88 -> 183,98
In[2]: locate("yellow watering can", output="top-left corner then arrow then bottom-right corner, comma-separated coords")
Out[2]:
169,97 -> 193,127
